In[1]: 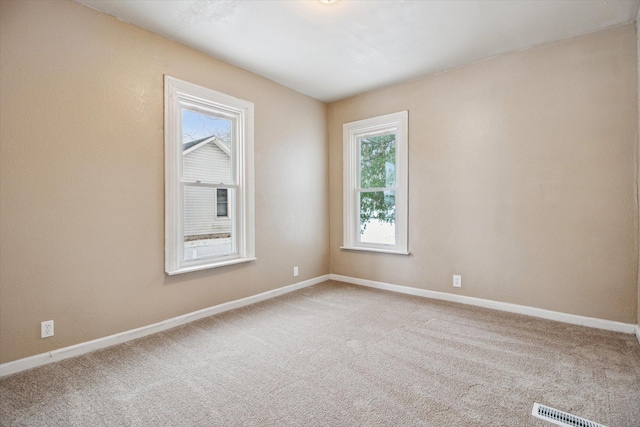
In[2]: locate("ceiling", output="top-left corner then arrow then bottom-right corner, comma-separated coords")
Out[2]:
76,0 -> 639,102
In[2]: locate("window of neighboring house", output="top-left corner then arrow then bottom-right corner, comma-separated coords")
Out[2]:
164,76 -> 255,275
216,189 -> 228,217
341,111 -> 409,255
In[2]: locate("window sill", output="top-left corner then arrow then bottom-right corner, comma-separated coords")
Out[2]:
340,246 -> 410,255
166,257 -> 256,276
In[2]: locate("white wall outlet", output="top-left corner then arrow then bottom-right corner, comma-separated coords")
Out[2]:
453,275 -> 462,288
41,320 -> 54,338
293,266 -> 299,277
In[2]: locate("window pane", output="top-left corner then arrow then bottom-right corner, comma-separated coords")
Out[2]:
360,133 -> 396,189
182,109 -> 233,184
183,185 -> 234,261
359,190 -> 395,245
216,188 -> 228,217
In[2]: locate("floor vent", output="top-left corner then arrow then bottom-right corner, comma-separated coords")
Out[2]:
532,403 -> 606,427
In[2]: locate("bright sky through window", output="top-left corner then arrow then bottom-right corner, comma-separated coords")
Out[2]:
182,109 -> 231,143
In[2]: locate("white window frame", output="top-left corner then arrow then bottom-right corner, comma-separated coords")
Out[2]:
341,111 -> 409,255
164,76 -> 255,275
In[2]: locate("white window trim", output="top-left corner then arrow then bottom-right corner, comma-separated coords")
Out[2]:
341,111 -> 409,255
164,76 -> 255,275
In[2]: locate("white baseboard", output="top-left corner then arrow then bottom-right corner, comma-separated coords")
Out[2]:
330,274 -> 637,335
0,274 -> 329,378
2,273 -> 636,377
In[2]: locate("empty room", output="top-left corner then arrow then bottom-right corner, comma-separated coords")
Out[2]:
1,0 -> 639,426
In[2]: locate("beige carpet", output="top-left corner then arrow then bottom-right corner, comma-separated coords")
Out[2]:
1,280 -> 639,426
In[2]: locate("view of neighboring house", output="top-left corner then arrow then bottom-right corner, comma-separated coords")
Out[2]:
182,135 -> 231,241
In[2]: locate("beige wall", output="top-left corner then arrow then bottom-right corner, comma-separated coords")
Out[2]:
0,0 -> 329,363
329,24 -> 638,324
637,18 -> 640,328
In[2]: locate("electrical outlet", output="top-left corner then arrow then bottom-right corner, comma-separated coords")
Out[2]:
453,275 -> 462,288
293,266 -> 299,277
41,320 -> 54,338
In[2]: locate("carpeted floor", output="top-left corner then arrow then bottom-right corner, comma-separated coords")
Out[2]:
1,280 -> 639,426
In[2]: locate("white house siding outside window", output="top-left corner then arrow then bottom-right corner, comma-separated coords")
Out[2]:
183,136 -> 232,241
164,76 -> 255,275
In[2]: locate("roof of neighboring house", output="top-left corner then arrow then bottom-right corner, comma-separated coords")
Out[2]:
183,135 -> 230,157
183,135 -> 213,152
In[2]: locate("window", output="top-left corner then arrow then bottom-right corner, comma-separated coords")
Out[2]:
164,76 -> 255,275
342,111 -> 408,254
216,189 -> 228,217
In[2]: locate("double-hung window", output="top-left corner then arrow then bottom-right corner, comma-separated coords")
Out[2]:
342,111 -> 408,254
164,76 -> 255,275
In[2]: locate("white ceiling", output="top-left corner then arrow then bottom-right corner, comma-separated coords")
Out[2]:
76,0 -> 639,102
